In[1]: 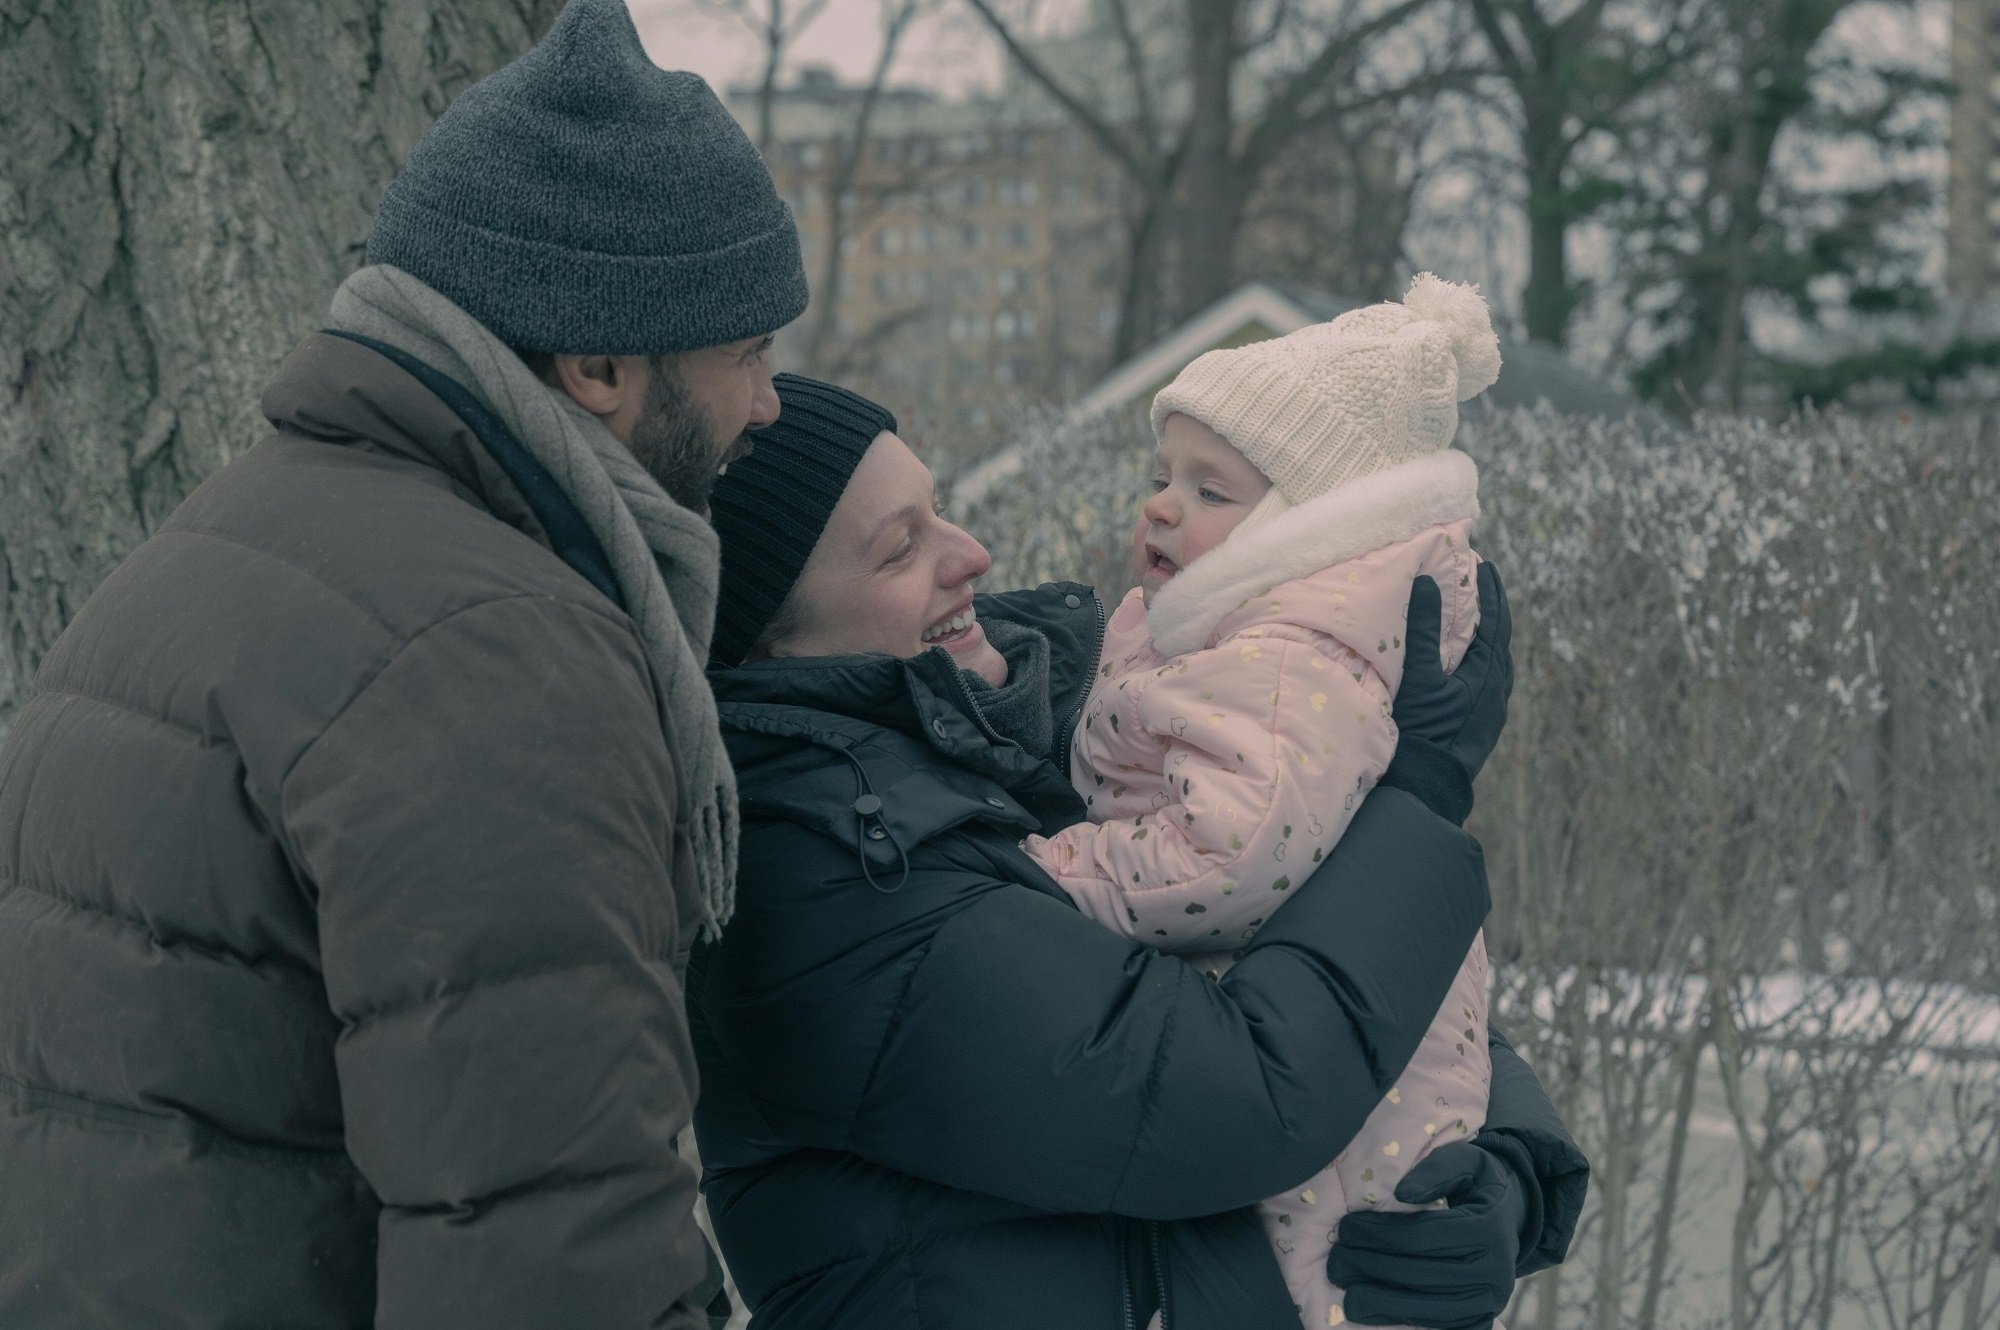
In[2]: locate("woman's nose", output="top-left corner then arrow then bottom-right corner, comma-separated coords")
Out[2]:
945,522 -> 993,585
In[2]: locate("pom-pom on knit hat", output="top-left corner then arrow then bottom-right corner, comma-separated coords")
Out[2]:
708,374 -> 898,668
1150,273 -> 1501,506
366,0 -> 808,356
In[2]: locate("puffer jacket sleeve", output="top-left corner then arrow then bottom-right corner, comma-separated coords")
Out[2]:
281,594 -> 717,1330
1486,1025 -> 1592,1275
1026,627 -> 1395,948
700,783 -> 1488,1222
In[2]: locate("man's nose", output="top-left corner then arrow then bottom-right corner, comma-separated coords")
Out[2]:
747,368 -> 780,429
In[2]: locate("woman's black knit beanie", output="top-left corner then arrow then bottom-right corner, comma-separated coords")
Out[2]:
709,374 -> 897,668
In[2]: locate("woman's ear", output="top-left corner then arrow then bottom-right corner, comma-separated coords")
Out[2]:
746,592 -> 807,662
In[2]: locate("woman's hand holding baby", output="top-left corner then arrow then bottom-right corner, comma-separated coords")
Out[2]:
1326,1134 -> 1535,1330
1380,562 -> 1514,824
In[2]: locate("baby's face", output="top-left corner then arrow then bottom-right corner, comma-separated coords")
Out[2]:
1136,413 -> 1273,604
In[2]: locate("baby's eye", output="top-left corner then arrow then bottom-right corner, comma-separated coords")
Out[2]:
1198,486 -> 1226,504
1150,477 -> 1168,492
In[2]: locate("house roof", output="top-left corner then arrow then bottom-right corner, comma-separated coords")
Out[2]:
1075,280 -> 1646,420
954,279 -> 1662,503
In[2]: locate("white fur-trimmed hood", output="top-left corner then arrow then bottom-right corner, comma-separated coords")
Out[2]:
1146,450 -> 1480,655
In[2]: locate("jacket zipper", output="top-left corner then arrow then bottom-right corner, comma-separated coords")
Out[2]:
946,658 -> 1005,747
1120,1217 -> 1139,1330
1052,590 -> 1109,777
1150,1219 -> 1170,1330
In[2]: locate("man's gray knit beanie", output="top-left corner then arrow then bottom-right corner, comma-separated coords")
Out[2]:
365,0 -> 808,355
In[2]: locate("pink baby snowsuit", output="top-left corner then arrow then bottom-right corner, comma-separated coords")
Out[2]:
1024,450 -> 1493,1330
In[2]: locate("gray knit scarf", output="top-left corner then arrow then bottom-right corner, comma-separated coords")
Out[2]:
961,619 -> 1055,759
328,264 -> 737,941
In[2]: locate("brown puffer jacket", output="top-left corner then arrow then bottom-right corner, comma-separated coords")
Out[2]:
0,334 -> 720,1329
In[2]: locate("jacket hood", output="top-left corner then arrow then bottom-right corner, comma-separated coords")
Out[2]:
711,583 -> 1102,875
1148,449 -> 1480,655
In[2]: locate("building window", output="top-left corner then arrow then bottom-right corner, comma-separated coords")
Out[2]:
876,227 -> 904,255
798,143 -> 823,170
961,224 -> 982,250
995,311 -> 1017,340
907,270 -> 931,297
874,273 -> 899,301
1005,222 -> 1034,248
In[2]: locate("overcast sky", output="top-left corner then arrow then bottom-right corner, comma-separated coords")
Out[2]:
632,0 -> 1006,98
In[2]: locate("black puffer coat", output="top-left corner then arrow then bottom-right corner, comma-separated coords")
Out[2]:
692,583 -> 1584,1330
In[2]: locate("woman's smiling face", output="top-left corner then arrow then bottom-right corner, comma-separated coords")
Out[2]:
763,432 -> 1010,685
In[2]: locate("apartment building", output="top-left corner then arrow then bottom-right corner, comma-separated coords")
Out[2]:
731,68 -> 1131,457
732,62 -> 1400,459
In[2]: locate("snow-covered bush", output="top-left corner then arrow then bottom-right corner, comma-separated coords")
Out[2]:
964,403 -> 2000,1329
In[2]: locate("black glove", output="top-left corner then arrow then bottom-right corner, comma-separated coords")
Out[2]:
1326,1133 -> 1539,1330
1381,564 -> 1514,824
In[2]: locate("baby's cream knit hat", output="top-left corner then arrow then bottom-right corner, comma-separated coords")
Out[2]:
1150,274 -> 1502,506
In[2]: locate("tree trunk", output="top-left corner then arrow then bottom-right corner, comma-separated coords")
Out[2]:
0,0 -> 562,733
1169,0 -> 1240,321
1520,89 -> 1574,345
1111,193 -> 1171,364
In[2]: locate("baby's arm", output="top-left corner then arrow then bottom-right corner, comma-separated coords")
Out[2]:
1028,626 -> 1397,949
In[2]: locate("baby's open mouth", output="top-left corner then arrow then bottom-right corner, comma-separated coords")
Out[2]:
1145,549 -> 1179,578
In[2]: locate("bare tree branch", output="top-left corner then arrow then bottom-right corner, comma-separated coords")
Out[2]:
1239,0 -> 1440,178
957,0 -> 1163,189
1102,0 -> 1163,159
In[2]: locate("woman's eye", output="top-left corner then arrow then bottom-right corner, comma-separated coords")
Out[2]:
887,538 -> 916,563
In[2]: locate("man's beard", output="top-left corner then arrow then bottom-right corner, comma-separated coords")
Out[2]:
627,360 -> 748,512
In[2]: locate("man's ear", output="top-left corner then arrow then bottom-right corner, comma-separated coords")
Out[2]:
551,353 -> 652,441
552,354 -> 627,417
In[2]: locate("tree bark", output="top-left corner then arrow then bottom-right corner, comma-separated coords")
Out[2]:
1170,0 -> 1240,318
0,0 -> 563,732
